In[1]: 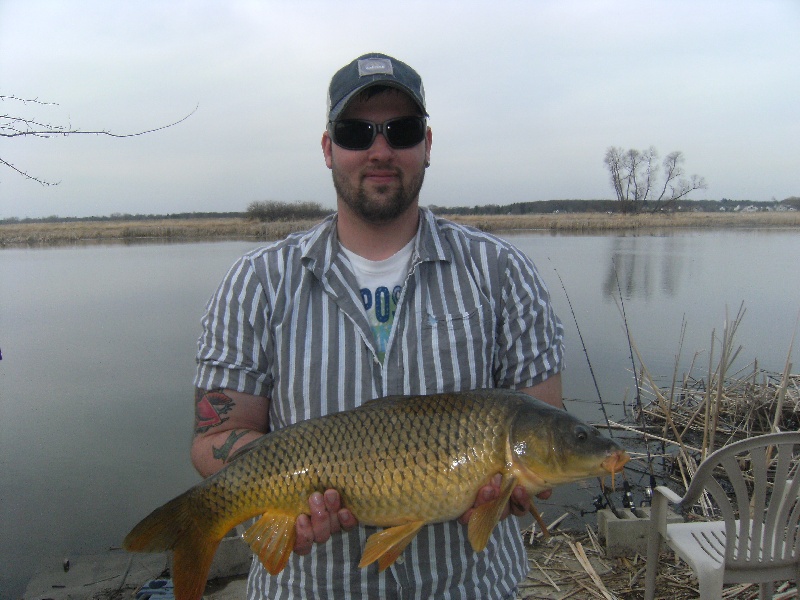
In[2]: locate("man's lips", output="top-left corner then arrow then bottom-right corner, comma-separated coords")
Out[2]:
363,169 -> 400,184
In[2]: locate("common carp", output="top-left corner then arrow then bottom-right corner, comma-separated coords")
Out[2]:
124,389 -> 629,600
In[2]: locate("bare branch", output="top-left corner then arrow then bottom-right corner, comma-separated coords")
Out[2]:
1,96 -> 198,185
0,156 -> 59,186
0,95 -> 59,106
1,104 -> 198,139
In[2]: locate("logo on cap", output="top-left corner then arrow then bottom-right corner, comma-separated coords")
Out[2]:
358,58 -> 394,77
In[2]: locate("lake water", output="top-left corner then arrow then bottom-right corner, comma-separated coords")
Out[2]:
1,228 -> 798,597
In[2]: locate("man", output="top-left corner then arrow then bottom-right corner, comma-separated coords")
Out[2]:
192,53 -> 564,599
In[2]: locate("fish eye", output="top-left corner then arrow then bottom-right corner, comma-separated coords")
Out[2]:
575,425 -> 589,441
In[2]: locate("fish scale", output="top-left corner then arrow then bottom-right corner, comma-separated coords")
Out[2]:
124,388 -> 629,600
202,393 -> 507,525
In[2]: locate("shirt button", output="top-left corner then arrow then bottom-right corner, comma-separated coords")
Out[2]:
396,555 -> 405,564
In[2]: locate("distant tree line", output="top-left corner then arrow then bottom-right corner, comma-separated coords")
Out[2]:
245,200 -> 332,222
3,198 -> 797,226
0,211 -> 245,224
429,200 -> 618,215
429,197 -> 798,216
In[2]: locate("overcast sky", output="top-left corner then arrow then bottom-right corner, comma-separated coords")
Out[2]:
1,0 -> 798,219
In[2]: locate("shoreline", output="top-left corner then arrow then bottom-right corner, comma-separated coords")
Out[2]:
2,211 -> 799,247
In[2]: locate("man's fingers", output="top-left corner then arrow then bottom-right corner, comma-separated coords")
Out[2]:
309,492 -> 332,542
323,489 -> 342,534
338,508 -> 357,531
510,486 -> 530,517
297,489 -> 359,553
458,508 -> 474,526
323,489 -> 342,511
294,514 -> 314,555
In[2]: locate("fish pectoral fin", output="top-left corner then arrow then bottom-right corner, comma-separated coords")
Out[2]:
468,474 -> 517,552
243,511 -> 297,576
359,521 -> 425,571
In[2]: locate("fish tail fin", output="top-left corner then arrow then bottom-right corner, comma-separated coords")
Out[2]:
124,493 -> 222,600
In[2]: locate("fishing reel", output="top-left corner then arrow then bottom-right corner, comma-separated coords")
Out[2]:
580,493 -> 608,516
621,480 -> 635,509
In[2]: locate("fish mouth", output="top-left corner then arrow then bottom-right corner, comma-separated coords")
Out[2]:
601,450 -> 630,489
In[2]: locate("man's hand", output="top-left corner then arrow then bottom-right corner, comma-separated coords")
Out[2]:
294,489 -> 358,555
458,474 -> 552,525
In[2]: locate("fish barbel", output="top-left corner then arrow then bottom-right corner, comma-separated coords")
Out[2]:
124,389 -> 629,600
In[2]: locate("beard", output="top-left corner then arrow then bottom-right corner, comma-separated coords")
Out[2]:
332,164 -> 425,224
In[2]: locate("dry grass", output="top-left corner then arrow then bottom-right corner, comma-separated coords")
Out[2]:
0,218 -> 323,247
521,528 -> 797,599
451,210 -> 800,233
1,211 -> 798,247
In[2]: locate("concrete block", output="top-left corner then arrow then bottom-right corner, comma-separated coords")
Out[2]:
208,525 -> 252,579
597,506 -> 682,557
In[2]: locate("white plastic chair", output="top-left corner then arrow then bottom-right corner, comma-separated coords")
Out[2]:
644,431 -> 800,600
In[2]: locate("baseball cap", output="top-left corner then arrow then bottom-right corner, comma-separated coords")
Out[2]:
327,53 -> 427,122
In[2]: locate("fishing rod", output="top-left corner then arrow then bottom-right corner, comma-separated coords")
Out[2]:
611,259 -> 657,505
549,261 -> 626,518
550,264 -> 613,435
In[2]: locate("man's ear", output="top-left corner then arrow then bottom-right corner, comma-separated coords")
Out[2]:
321,131 -> 333,169
424,126 -> 432,167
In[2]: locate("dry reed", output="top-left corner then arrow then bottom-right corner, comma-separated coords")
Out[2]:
0,218 -> 323,247
635,306 -> 799,457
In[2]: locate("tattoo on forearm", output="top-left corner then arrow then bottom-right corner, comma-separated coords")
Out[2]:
212,430 -> 248,463
194,389 -> 235,434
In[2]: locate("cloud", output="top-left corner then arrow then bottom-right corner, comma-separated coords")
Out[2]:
2,0 -> 798,218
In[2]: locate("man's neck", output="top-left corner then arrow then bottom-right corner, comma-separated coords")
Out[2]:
336,204 -> 420,261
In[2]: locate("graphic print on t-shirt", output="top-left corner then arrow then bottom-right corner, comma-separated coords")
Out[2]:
339,237 -> 415,363
360,284 -> 402,362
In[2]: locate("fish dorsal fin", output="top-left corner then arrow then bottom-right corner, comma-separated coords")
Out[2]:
242,511 -> 297,575
468,474 -> 517,552
359,521 -> 425,571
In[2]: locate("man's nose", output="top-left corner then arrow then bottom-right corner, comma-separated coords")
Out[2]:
367,130 -> 394,159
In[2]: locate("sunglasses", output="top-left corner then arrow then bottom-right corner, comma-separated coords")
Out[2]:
328,116 -> 427,151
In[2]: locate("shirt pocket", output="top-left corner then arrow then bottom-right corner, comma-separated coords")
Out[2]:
419,303 -> 496,391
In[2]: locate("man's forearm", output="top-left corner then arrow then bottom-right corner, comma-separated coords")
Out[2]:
191,387 -> 270,477
191,428 -> 263,477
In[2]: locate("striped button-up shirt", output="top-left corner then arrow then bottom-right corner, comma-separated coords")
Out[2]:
195,207 -> 565,599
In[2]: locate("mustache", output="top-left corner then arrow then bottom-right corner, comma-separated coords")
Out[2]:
361,164 -> 402,176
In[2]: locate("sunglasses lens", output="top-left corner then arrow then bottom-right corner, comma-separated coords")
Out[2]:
385,117 -> 426,148
332,121 -> 375,150
331,117 -> 426,150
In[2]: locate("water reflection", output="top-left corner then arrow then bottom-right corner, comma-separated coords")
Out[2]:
603,234 -> 687,300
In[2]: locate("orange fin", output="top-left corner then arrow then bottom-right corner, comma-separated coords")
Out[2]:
529,501 -> 551,539
124,493 -> 221,600
468,474 -> 517,552
359,521 -> 425,571
243,511 -> 297,576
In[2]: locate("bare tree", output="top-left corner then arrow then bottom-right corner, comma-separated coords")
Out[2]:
1,95 -> 196,185
604,146 -> 707,213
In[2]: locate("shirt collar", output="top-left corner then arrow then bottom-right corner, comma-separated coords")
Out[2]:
301,207 -> 452,278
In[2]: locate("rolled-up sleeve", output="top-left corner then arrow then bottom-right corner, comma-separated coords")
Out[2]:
494,245 -> 564,389
194,255 -> 272,397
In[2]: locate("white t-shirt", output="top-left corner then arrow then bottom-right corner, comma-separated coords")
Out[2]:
340,238 -> 415,362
